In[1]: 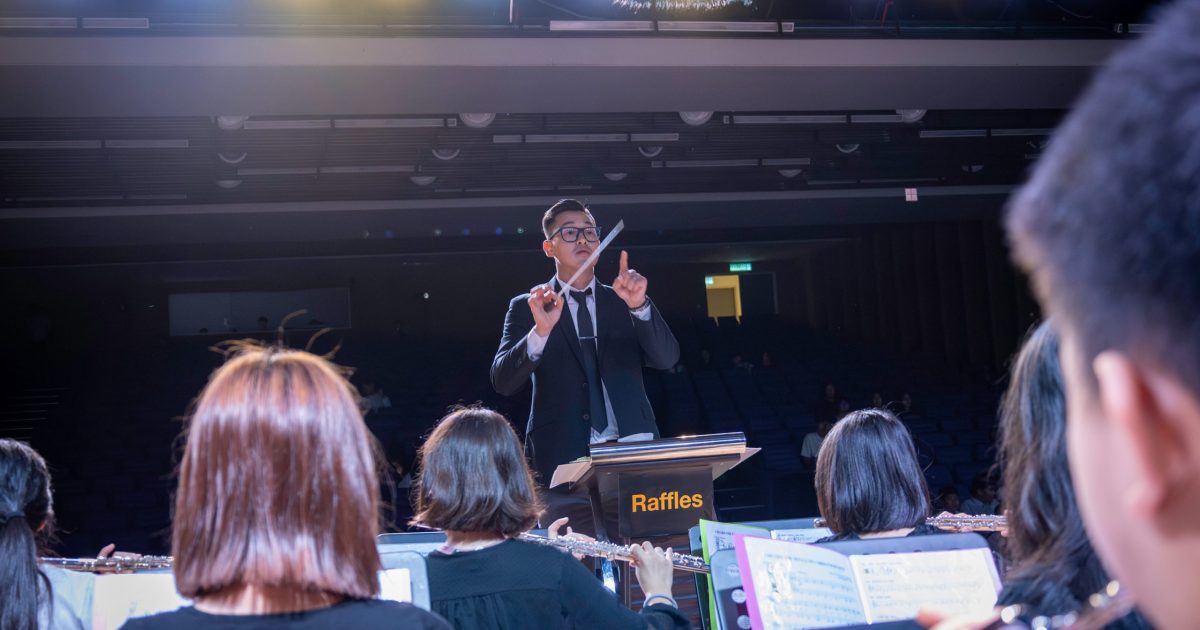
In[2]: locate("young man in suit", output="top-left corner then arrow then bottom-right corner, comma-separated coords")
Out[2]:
491,199 -> 679,529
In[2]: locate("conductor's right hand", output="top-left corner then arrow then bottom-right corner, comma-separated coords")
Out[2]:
528,284 -> 564,337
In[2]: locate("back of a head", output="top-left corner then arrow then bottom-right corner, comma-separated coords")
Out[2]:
173,344 -> 382,600
413,406 -> 543,537
0,439 -> 53,630
1006,0 -> 1200,396
815,409 -> 931,535
999,322 -> 1111,609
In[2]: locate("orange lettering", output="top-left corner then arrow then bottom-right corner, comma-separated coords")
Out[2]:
632,493 -> 646,512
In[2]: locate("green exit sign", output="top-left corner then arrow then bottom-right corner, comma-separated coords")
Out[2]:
728,262 -> 753,272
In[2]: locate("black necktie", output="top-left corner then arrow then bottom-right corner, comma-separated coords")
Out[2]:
571,288 -> 608,433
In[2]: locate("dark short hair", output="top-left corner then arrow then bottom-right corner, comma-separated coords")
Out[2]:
542,198 -> 595,238
996,321 -> 1121,613
412,406 -> 544,536
815,408 -> 931,535
0,439 -> 54,630
1006,0 -> 1200,395
173,344 -> 383,600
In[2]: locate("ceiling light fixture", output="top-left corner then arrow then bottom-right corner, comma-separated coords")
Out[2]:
638,146 -> 664,158
460,113 -> 496,129
432,148 -> 460,161
218,152 -> 248,165
679,111 -> 713,127
615,0 -> 755,11
216,115 -> 248,131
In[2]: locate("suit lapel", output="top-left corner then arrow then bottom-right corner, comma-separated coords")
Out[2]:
549,276 -> 586,371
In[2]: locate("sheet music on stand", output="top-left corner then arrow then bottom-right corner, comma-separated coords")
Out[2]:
733,534 -> 1000,630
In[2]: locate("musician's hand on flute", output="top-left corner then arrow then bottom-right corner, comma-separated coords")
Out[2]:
546,517 -> 595,561
97,543 -> 142,561
612,251 -> 648,310
527,284 -> 564,337
629,541 -> 675,601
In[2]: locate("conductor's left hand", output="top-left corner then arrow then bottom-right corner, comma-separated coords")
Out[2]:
612,251 -> 649,310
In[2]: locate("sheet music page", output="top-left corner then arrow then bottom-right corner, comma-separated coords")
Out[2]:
548,459 -> 590,488
849,548 -> 1000,623
700,519 -> 771,625
735,535 -> 866,630
377,568 -> 413,603
770,527 -> 833,543
92,573 -> 189,630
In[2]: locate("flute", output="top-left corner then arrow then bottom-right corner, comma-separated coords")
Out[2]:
812,514 -> 1008,531
40,555 -> 173,574
517,533 -> 711,574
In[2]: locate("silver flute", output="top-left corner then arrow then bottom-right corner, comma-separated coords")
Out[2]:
814,514 -> 1008,532
518,533 -> 711,574
40,555 -> 173,574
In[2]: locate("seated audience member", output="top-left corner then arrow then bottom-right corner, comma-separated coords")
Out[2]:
123,344 -> 449,629
992,322 -> 1149,628
897,392 -> 919,420
0,439 -> 86,630
416,406 -> 690,630
360,381 -> 392,413
960,474 -> 999,516
800,420 -> 832,468
814,409 -> 941,542
935,485 -> 962,514
999,4 -> 1200,626
814,382 -> 839,424
871,392 -> 885,409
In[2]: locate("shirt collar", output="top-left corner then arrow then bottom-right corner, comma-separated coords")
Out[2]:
555,274 -> 596,302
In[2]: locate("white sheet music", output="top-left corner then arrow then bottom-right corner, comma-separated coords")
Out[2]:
92,573 -> 189,630
378,568 -> 413,603
737,537 -> 866,630
850,548 -> 1000,623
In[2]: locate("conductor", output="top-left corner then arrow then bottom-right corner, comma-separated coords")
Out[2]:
491,199 -> 680,524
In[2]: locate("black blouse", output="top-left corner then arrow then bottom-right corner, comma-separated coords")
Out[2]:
425,539 -> 690,630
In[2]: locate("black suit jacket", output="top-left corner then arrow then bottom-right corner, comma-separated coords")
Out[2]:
491,278 -> 680,484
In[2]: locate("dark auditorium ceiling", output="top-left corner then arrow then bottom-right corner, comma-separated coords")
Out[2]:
0,110 -> 1061,209
0,0 -> 1160,34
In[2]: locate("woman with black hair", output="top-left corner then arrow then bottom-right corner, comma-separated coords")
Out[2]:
992,322 -> 1149,628
813,408 -> 941,542
0,438 -> 85,630
416,406 -> 690,630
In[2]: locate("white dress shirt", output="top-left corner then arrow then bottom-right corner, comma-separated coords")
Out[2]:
526,275 -> 652,443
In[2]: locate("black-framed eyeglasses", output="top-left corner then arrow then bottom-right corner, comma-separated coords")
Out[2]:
548,226 -> 602,243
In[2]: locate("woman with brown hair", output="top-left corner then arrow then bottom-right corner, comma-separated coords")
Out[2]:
123,344 -> 449,629
416,406 -> 690,630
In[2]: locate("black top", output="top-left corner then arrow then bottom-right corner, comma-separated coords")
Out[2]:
491,278 -> 680,482
815,523 -> 946,543
426,539 -> 690,630
119,598 -> 451,630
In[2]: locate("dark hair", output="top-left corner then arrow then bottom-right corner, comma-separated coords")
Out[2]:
1006,0 -> 1200,396
412,406 -> 544,536
0,439 -> 54,630
173,343 -> 384,600
542,198 -> 594,238
996,322 -> 1139,619
815,408 -> 931,535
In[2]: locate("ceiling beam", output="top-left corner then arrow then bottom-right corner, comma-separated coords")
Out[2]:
0,36 -> 1123,116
